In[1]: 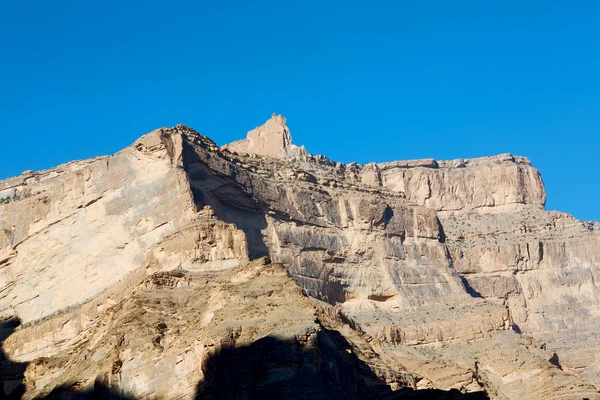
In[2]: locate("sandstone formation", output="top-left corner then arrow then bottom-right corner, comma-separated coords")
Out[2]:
0,114 -> 598,399
224,113 -> 307,159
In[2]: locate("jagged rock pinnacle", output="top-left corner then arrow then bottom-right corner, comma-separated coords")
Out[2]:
224,114 -> 307,159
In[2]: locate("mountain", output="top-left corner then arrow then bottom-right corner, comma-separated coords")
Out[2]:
0,114 -> 599,399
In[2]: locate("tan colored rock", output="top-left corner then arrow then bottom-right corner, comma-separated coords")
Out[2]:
440,208 -> 600,385
0,129 -> 196,324
6,255 -> 438,399
0,115 -> 598,399
371,154 -> 547,212
224,113 -> 307,159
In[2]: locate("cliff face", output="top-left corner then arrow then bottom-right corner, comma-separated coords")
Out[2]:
366,154 -> 547,212
0,115 -> 598,399
0,132 -> 197,324
440,209 -> 600,383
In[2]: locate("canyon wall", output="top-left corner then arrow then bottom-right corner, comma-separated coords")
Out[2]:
0,116 -> 598,399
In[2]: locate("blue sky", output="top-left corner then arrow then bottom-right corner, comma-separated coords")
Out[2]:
1,1 -> 598,221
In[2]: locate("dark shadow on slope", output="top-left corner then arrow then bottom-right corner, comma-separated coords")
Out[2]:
181,139 -> 269,259
0,315 -> 487,399
194,327 -> 488,400
460,276 -> 483,298
381,388 -> 489,400
511,324 -> 522,334
437,218 -> 447,243
35,379 -> 135,400
381,205 -> 394,229
0,317 -> 27,399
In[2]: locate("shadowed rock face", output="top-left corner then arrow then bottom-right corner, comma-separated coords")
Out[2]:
194,331 -> 489,400
0,317 -> 26,399
0,116 -> 598,399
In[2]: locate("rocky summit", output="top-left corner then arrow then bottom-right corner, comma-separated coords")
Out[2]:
0,114 -> 599,399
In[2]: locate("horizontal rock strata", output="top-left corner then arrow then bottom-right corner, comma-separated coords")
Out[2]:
0,115 -> 598,399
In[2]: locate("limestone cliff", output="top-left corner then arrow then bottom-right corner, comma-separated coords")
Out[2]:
0,115 -> 598,399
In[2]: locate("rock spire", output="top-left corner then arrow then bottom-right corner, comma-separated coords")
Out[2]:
224,113 -> 307,159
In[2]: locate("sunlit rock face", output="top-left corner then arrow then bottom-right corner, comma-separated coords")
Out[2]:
360,154 -> 547,212
0,115 -> 598,399
224,113 -> 308,159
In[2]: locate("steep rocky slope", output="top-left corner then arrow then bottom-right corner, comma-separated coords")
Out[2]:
0,114 -> 598,399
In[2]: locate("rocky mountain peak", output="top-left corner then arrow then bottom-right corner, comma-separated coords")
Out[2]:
1,115 -> 599,399
224,113 -> 307,159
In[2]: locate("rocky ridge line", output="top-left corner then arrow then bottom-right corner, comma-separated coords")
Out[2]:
0,115 -> 598,399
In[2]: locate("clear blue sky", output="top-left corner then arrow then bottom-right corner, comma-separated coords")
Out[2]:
1,1 -> 598,221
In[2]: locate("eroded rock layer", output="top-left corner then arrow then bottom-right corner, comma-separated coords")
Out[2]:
0,115 -> 598,399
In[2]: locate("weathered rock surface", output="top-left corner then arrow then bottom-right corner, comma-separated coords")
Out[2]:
0,132 -> 197,324
373,154 -> 547,212
440,208 -> 600,385
0,115 -> 598,399
224,113 -> 307,159
5,258 -> 394,399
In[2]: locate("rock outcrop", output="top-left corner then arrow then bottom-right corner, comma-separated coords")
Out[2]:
224,113 -> 307,159
367,154 -> 547,212
440,208 -> 600,384
0,115 -> 598,399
